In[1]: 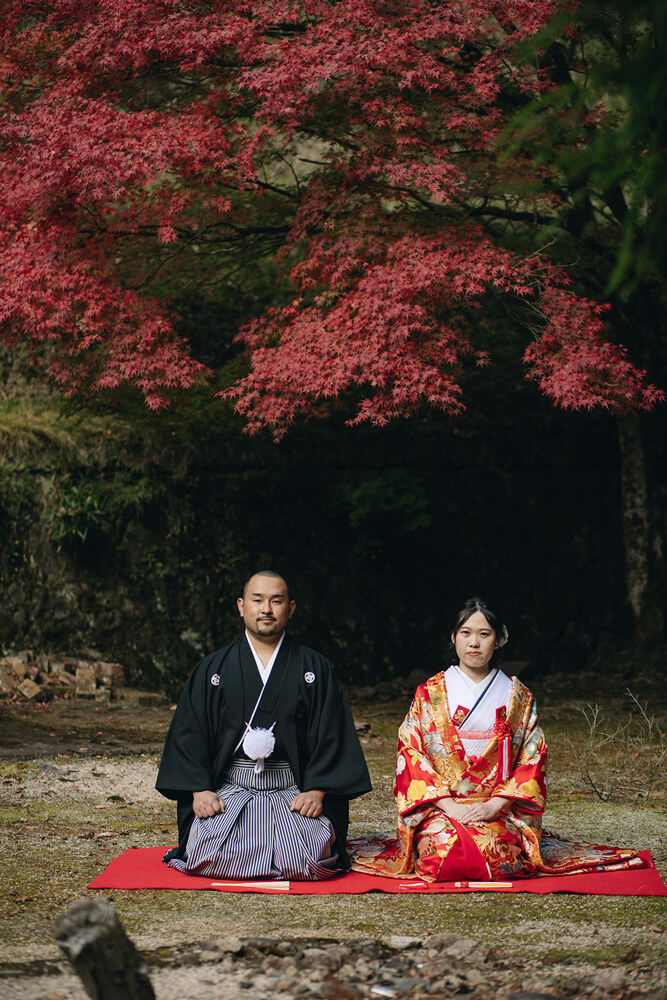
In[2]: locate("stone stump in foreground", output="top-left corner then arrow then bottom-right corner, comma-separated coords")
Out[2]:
53,897 -> 155,1000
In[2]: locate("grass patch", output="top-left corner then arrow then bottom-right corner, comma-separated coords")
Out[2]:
0,761 -> 39,781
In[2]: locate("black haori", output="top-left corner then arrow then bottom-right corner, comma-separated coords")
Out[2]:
168,759 -> 339,880
156,635 -> 372,870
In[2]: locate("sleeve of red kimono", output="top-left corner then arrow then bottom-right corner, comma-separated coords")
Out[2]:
394,686 -> 453,817
493,696 -> 547,814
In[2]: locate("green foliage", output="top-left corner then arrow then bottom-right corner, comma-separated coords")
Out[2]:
43,479 -> 106,544
325,469 -> 431,558
504,0 -> 666,294
41,472 -> 166,546
0,400 -> 77,456
127,545 -> 169,586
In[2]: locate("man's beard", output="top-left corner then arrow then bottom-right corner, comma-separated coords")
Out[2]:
255,619 -> 278,634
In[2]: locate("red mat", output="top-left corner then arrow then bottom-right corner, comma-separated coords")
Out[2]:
88,847 -> 666,896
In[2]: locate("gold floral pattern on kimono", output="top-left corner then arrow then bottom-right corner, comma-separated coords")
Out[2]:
352,672 -> 638,881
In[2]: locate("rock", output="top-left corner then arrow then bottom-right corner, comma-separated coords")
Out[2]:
508,994 -> 566,1000
591,968 -> 626,990
406,669 -> 430,689
17,678 -> 42,700
50,661 -> 76,679
463,943 -> 491,963
464,968 -> 486,987
76,666 -> 96,697
261,956 -> 282,970
137,692 -> 165,707
0,672 -> 18,695
327,945 -> 352,964
218,936 -> 243,954
38,761 -> 71,778
354,960 -> 374,980
290,985 -> 311,998
375,679 -> 405,700
43,671 -> 69,686
388,936 -> 422,950
339,963 -> 357,980
421,955 -> 488,985
276,977 -> 298,990
358,941 -> 385,960
180,953 -> 200,966
420,959 -> 450,980
302,947 -> 328,960
353,686 -> 377,700
53,897 -> 155,1000
392,977 -> 422,995
95,661 -> 126,687
2,656 -> 27,678
52,656 -> 89,670
303,947 -> 345,970
384,958 -> 410,972
426,933 -> 480,957
40,684 -> 72,699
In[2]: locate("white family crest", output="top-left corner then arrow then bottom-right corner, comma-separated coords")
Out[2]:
304,671 -> 316,684
210,673 -> 221,686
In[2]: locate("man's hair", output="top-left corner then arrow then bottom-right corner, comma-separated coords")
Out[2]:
242,569 -> 290,599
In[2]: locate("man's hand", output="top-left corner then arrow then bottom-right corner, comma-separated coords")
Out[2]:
290,789 -> 325,817
435,795 -> 510,825
193,790 -> 225,818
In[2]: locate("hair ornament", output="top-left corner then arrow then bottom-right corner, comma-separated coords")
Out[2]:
497,625 -> 509,648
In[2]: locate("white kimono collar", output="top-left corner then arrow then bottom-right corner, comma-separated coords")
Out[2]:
445,665 -> 512,733
245,630 -> 285,683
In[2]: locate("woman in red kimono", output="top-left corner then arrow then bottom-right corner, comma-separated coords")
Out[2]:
352,597 -> 639,881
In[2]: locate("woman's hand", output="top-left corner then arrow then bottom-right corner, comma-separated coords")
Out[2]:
434,797 -> 471,822
193,790 -> 225,818
435,795 -> 511,825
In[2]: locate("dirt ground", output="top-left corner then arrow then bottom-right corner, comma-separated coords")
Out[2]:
1,677 -> 666,999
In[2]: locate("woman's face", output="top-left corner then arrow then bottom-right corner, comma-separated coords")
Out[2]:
452,610 -> 497,679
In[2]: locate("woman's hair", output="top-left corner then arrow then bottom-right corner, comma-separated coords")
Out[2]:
448,596 -> 507,666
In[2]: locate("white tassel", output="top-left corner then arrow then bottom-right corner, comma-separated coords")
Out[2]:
242,725 -> 276,774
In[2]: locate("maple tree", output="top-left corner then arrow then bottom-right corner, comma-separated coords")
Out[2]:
0,0 -> 662,430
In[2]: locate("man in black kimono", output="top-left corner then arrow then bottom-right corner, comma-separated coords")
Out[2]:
156,570 -> 371,878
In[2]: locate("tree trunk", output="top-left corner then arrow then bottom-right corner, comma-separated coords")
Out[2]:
52,898 -> 155,1000
617,413 -> 665,651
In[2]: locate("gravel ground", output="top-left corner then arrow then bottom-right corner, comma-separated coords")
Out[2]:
1,693 -> 666,999
2,931 -> 665,1000
13,755 -> 166,808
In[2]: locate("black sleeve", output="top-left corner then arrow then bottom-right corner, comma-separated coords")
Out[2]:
155,657 -> 219,800
302,658 -> 372,800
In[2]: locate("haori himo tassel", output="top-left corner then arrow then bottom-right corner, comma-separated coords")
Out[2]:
242,722 -> 276,773
494,716 -> 512,781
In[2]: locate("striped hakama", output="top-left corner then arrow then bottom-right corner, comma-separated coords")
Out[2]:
168,759 -> 339,880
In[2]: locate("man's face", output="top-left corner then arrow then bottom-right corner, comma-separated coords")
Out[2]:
237,574 -> 295,641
